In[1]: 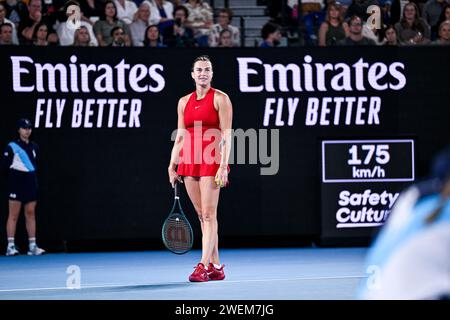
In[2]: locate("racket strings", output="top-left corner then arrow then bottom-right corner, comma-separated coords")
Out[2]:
163,214 -> 193,253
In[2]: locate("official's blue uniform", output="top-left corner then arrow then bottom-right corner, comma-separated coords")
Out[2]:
358,143 -> 450,301
1,139 -> 39,203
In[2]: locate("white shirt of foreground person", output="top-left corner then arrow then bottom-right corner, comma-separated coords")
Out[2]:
114,0 -> 138,25
143,0 -> 173,26
358,185 -> 450,300
56,21 -> 98,46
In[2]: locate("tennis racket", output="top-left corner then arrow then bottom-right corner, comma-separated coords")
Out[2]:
162,180 -> 193,254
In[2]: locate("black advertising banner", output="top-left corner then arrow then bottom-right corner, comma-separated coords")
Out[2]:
0,46 -> 449,245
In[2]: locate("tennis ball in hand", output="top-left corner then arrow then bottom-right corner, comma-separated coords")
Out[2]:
215,177 -> 223,188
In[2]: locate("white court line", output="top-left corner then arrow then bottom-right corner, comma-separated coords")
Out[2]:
0,275 -> 366,293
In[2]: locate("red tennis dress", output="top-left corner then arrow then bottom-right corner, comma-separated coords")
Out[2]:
177,88 -> 226,177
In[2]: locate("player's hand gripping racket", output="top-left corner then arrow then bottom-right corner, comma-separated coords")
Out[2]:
162,180 -> 193,254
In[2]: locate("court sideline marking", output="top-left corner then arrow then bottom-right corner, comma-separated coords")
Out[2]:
0,275 -> 366,293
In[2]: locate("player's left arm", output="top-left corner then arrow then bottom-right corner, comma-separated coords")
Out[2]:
215,90 -> 233,168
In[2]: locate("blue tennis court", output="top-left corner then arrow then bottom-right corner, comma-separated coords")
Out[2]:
0,247 -> 367,300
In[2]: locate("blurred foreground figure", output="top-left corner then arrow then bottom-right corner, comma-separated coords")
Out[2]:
359,146 -> 450,300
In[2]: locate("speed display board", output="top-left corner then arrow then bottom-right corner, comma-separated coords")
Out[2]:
321,139 -> 415,241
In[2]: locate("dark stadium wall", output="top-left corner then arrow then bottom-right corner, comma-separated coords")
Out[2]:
0,46 -> 449,250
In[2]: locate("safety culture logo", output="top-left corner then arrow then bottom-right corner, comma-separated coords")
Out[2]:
336,189 -> 400,228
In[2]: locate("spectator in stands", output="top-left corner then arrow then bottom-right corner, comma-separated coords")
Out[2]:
2,0 -> 28,28
184,0 -> 213,47
32,21 -> 49,46
18,0 -> 58,45
363,5 -> 388,45
296,0 -> 326,45
422,0 -> 449,39
298,0 -> 324,16
109,25 -> 128,46
143,23 -> 166,46
162,5 -> 195,47
388,0 -> 401,25
57,1 -> 98,46
346,0 -> 380,20
395,2 -> 431,44
438,3 -> 450,24
338,15 -> 376,45
266,0 -> 284,23
432,3 -> 450,38
338,0 -> 354,16
209,8 -> 240,47
383,24 -> 400,45
80,0 -> 103,18
381,0 -> 393,25
40,0 -> 63,28
94,1 -> 131,46
433,19 -> 450,43
0,3 -> 18,44
318,1 -> 349,46
73,25 -> 96,46
130,1 -> 151,46
267,0 -> 298,26
114,0 -> 138,24
260,22 -> 282,47
438,3 -> 450,21
217,28 -> 233,47
144,0 -> 174,32
0,22 -> 15,44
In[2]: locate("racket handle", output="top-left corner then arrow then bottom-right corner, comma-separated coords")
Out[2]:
174,181 -> 180,199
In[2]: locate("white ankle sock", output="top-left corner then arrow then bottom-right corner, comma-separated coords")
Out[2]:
29,238 -> 36,249
213,263 -> 221,269
7,237 -> 15,247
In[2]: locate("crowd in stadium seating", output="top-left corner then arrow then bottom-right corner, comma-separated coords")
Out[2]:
0,0 -> 448,46
266,0 -> 450,46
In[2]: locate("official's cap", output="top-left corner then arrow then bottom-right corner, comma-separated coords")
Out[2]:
17,118 -> 33,129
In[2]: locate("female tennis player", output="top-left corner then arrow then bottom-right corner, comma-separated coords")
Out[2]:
168,55 -> 233,282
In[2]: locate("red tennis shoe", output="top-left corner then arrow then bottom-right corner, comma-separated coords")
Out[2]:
207,263 -> 225,281
189,263 -> 209,282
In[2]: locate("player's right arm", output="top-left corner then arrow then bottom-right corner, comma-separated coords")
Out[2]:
1,144 -> 13,177
168,95 -> 189,187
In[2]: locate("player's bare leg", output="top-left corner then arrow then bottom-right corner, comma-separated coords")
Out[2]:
6,200 -> 21,255
184,177 -> 220,264
7,200 -> 21,238
23,201 -> 45,255
199,177 -> 220,266
184,176 -> 207,258
24,201 -> 37,238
